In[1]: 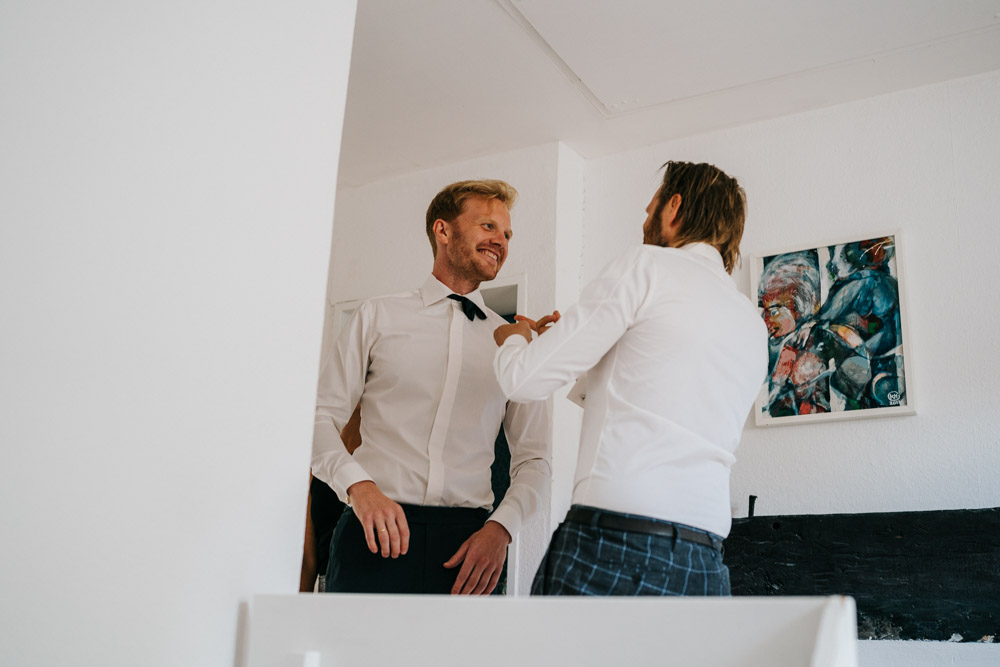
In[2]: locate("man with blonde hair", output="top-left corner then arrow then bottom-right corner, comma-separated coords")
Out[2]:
312,179 -> 550,595
494,161 -> 767,596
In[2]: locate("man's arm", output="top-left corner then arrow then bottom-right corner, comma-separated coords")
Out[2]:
312,306 -> 371,496
493,311 -> 560,346
443,395 -> 552,595
493,247 -> 649,402
312,304 -> 410,559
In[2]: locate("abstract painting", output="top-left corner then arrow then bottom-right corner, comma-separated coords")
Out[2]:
750,233 -> 915,425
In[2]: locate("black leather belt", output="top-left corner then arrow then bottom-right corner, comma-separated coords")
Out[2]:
565,506 -> 718,549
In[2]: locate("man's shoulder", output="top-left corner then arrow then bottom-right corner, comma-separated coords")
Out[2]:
339,290 -> 423,335
355,288 -> 422,313
604,244 -> 660,278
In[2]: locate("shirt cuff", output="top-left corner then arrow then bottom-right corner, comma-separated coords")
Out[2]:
332,460 -> 374,505
504,332 -> 531,348
486,503 -> 522,538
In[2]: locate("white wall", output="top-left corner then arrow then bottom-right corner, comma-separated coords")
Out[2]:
328,142 -> 584,593
0,2 -> 356,665
581,71 -> 1000,665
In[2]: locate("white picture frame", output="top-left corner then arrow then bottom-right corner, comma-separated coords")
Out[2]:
749,231 -> 915,426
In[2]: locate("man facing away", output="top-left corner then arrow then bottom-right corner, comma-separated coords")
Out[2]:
311,179 -> 551,595
493,161 -> 768,596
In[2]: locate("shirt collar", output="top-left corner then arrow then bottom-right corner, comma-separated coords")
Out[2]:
419,274 -> 488,312
678,242 -> 726,272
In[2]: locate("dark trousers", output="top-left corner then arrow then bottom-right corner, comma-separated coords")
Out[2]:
325,503 -> 489,594
309,476 -> 346,581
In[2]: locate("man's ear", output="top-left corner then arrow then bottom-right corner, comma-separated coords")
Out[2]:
661,193 -> 682,227
432,218 -> 450,248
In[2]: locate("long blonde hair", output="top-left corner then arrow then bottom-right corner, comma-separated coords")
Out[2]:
653,162 -> 746,274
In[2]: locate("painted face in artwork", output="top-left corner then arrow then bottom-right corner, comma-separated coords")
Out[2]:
442,196 -> 511,284
826,244 -> 854,281
760,291 -> 799,339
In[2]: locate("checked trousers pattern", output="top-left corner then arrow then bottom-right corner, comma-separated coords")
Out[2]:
531,505 -> 730,596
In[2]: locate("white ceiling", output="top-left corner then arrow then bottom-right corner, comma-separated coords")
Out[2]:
337,0 -> 1000,187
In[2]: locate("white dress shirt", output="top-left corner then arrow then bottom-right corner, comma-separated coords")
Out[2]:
312,275 -> 550,537
494,243 -> 767,537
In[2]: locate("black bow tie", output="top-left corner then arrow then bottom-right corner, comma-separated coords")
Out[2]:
448,294 -> 486,322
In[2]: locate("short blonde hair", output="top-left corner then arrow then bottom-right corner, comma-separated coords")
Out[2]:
425,180 -> 518,256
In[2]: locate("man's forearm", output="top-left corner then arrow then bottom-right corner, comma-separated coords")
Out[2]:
489,456 -> 551,538
311,417 -> 373,503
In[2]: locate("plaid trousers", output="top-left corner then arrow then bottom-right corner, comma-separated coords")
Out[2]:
531,505 -> 730,596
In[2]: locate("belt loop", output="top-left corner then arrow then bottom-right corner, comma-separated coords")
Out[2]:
588,507 -> 601,529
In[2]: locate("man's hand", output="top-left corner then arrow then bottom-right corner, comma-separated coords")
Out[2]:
346,480 -> 410,558
443,520 -> 511,595
515,310 -> 560,335
493,320 -> 532,346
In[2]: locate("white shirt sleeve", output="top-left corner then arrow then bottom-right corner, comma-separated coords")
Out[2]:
311,303 -> 374,502
494,247 -> 652,402
488,397 -> 552,537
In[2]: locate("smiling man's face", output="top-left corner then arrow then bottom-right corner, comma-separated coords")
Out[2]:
440,196 -> 512,288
